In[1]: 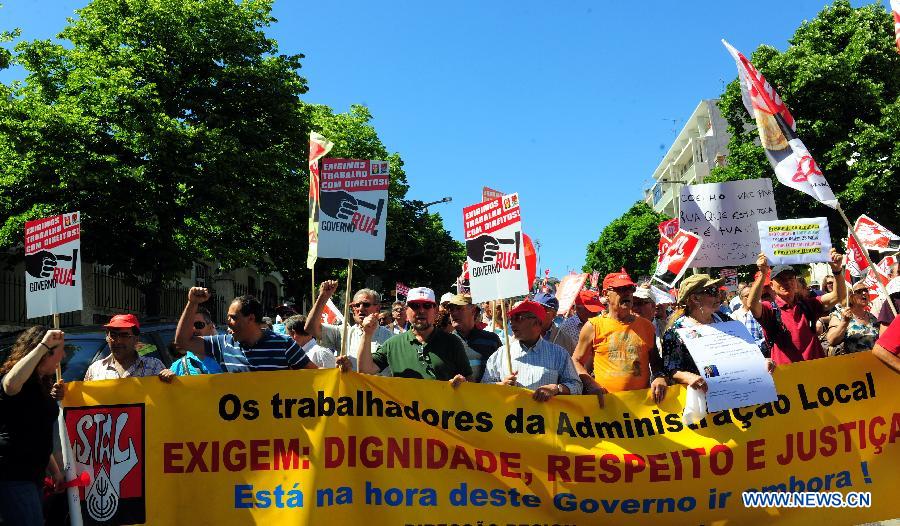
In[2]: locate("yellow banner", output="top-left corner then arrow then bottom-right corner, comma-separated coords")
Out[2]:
62,353 -> 899,525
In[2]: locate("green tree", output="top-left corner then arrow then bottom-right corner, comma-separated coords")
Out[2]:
583,202 -> 669,279
0,0 -> 310,314
709,0 -> 900,241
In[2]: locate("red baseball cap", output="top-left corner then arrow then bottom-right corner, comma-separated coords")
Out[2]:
602,270 -> 635,290
104,314 -> 140,330
507,300 -> 546,321
576,290 -> 603,313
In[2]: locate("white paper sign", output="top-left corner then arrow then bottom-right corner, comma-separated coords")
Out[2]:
316,158 -> 389,261
676,321 -> 778,413
463,193 -> 528,304
680,178 -> 778,268
758,217 -> 832,265
25,211 -> 83,318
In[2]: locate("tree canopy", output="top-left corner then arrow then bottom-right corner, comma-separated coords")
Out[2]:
709,0 -> 900,240
583,201 -> 668,280
0,0 -> 463,313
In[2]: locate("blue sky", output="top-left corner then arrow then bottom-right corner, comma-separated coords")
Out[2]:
0,0 -> 885,277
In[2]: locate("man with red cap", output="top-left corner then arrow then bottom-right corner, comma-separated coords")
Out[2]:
572,270 -> 667,403
84,314 -> 171,381
481,300 -> 581,401
559,290 -> 602,345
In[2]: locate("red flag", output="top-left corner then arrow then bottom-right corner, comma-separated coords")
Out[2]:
658,219 -> 679,239
854,214 -> 900,252
846,233 -> 870,278
307,132 -> 334,269
892,0 -> 900,54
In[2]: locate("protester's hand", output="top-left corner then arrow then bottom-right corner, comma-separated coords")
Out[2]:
532,384 -> 559,402
766,359 -> 776,375
838,307 -> 853,325
688,374 -> 708,392
25,250 -> 60,279
650,377 -> 667,404
448,374 -> 466,389
319,280 -> 339,299
467,235 -> 504,263
335,355 -> 352,373
50,380 -> 66,401
319,190 -> 358,220
828,248 -> 844,273
498,371 -> 518,386
52,470 -> 66,493
756,252 -> 769,272
361,313 -> 379,336
188,287 -> 210,304
158,369 -> 176,383
40,329 -> 64,355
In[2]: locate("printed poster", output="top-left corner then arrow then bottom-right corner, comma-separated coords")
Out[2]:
676,321 -> 778,413
25,211 -> 83,318
653,229 -> 703,288
316,158 -> 389,261
757,217 -> 832,265
679,179 -> 778,268
463,193 -> 528,303
555,273 -> 588,315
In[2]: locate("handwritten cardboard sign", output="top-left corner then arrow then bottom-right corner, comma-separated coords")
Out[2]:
680,178 -> 778,268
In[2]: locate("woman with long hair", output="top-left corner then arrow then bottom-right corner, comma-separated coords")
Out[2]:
0,326 -> 66,525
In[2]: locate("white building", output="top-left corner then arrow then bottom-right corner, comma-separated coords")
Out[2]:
644,99 -> 731,218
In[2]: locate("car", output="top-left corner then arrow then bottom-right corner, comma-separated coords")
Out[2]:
0,322 -> 178,381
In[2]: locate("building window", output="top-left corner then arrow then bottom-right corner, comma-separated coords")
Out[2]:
194,263 -> 209,286
653,185 -> 663,204
248,276 -> 257,297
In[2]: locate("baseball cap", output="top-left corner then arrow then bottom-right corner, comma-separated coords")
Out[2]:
770,265 -> 796,279
407,287 -> 436,304
633,287 -> 654,301
104,314 -> 140,330
439,292 -> 455,305
507,300 -> 546,321
575,290 -> 603,313
532,292 -> 559,311
677,274 -> 725,305
448,294 -> 472,306
602,270 -> 635,290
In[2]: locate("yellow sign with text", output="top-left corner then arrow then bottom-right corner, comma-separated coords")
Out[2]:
62,353 -> 899,525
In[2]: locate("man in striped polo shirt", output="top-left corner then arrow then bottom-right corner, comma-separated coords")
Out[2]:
175,288 -> 317,372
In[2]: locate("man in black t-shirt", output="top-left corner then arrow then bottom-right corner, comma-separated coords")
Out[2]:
448,293 -> 501,382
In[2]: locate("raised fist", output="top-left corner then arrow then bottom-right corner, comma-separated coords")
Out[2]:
319,191 -> 358,220
319,280 -> 339,298
188,287 -> 211,304
467,235 -> 514,263
26,251 -> 59,278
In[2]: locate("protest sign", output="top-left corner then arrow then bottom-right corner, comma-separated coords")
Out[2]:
653,229 -> 703,288
854,214 -> 900,252
482,186 -> 504,202
720,268 -> 738,292
658,218 -> 679,239
315,158 -> 389,261
463,193 -> 528,304
650,285 -> 676,305
25,211 -> 83,319
757,217 -> 832,265
322,298 -> 344,326
676,321 -> 778,413
63,353 -> 899,525
679,178 -> 778,268
555,273 -> 588,315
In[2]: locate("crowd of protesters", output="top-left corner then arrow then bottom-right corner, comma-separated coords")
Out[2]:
3,249 -> 900,524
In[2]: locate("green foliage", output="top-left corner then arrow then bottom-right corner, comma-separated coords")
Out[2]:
0,0 -> 464,311
710,0 -> 900,241
583,202 -> 669,279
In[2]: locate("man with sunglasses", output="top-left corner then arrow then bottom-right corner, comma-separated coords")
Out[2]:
170,307 -> 223,375
388,301 -> 408,334
176,288 -> 317,372
531,292 -> 575,355
305,280 -> 393,372
749,250 -> 846,365
481,300 -> 581,401
572,271 -> 667,404
84,314 -> 171,381
447,293 -> 501,382
357,287 -> 471,383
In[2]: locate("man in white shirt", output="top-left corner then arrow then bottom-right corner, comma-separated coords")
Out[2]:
284,315 -> 336,368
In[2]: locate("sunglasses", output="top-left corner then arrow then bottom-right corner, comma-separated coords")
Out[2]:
351,302 -> 373,309
107,331 -> 134,340
851,289 -> 868,295
510,313 -> 538,322
698,286 -> 720,296
193,321 -> 208,330
417,348 -> 436,377
408,302 -> 436,311
611,285 -> 637,294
